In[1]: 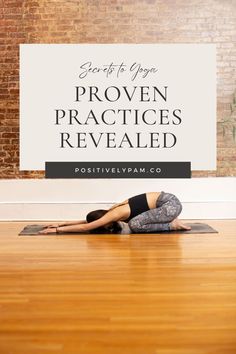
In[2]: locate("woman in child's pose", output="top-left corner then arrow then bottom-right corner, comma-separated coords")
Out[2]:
39,191 -> 191,234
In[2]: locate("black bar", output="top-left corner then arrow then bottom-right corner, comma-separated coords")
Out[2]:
45,162 -> 191,178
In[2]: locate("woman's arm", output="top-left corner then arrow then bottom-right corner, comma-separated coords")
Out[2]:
59,220 -> 87,226
44,220 -> 87,228
56,208 -> 123,233
108,199 -> 128,211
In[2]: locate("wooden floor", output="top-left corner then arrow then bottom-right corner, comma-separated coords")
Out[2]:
0,220 -> 236,354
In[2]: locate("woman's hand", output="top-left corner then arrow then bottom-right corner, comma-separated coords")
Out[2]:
39,227 -> 57,234
39,224 -> 86,234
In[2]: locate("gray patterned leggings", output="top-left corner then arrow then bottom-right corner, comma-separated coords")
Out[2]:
128,191 -> 183,233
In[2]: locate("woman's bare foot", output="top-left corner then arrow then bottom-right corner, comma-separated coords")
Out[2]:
170,218 -> 191,231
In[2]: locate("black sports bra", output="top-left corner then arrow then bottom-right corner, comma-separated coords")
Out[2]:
125,193 -> 150,222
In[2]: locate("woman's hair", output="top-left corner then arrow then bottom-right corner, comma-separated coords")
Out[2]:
86,209 -> 122,234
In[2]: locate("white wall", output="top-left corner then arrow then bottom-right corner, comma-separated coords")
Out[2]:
0,177 -> 236,220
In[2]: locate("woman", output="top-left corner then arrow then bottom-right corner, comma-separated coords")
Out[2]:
39,191 -> 191,234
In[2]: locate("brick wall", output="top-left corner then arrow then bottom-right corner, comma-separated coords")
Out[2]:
0,0 -> 236,178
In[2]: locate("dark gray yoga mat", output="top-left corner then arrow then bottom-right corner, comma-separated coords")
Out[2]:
18,223 -> 218,236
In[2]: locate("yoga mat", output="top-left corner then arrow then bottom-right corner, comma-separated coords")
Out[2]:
18,223 -> 218,236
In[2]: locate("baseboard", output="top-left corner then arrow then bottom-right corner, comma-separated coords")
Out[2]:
0,201 -> 235,221
0,177 -> 236,220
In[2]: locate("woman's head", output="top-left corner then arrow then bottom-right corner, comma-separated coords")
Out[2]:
86,209 -> 122,234
86,209 -> 108,223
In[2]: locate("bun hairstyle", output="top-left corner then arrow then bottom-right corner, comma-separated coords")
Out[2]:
86,209 -> 122,234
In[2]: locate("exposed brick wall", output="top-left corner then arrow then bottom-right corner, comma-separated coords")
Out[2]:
0,0 -> 236,178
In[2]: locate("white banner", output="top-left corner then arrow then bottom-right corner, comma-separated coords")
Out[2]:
20,44 -> 216,171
